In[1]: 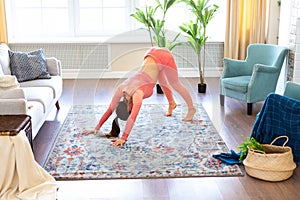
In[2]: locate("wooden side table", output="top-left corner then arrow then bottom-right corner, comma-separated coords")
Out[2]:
0,115 -> 33,152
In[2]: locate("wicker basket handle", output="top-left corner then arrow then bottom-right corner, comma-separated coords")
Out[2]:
248,148 -> 265,154
270,136 -> 289,146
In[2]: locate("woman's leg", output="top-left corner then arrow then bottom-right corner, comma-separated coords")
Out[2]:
143,48 -> 195,120
162,66 -> 196,121
157,71 -> 177,116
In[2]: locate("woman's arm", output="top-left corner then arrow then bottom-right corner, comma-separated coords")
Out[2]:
82,106 -> 113,135
112,90 -> 144,146
83,86 -> 124,135
96,86 -> 124,130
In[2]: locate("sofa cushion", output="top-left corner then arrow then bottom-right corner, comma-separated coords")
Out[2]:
22,87 -> 53,113
0,44 -> 10,75
8,49 -> 51,82
20,76 -> 62,99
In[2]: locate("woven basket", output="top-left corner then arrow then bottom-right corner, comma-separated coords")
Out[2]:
243,136 -> 296,182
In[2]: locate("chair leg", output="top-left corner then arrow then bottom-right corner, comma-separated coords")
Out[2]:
55,101 -> 60,110
220,95 -> 224,106
247,103 -> 252,115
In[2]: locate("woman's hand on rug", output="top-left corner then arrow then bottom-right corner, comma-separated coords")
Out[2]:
82,129 -> 98,135
111,138 -> 126,146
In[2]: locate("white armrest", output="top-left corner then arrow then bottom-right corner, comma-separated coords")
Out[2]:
45,57 -> 62,76
0,99 -> 27,114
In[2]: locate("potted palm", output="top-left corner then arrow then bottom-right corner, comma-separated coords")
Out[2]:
131,0 -> 182,93
180,0 -> 218,93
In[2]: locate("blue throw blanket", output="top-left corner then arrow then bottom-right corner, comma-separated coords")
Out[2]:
251,93 -> 300,163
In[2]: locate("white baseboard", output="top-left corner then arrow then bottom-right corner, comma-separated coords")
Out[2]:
62,68 -> 222,79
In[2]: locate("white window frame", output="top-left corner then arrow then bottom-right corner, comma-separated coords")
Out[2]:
5,0 -> 226,43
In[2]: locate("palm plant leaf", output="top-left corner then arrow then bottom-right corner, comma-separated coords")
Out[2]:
179,19 -> 205,52
155,0 -> 178,14
130,8 -> 149,27
201,4 -> 219,28
131,0 -> 181,50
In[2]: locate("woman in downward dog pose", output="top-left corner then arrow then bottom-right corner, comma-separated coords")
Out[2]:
83,47 -> 196,146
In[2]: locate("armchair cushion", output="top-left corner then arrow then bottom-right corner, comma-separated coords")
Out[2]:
223,58 -> 250,77
222,76 -> 251,93
8,49 -> 51,82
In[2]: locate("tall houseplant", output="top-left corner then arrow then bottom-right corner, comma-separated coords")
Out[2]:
180,0 -> 218,93
130,0 -> 181,51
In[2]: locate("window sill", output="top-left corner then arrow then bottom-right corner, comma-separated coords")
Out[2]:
9,29 -> 224,44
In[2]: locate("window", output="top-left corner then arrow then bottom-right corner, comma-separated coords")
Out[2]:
5,0 -> 70,40
76,0 -> 131,36
5,0 -> 226,42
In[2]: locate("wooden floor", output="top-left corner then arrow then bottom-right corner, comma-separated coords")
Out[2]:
33,77 -> 300,200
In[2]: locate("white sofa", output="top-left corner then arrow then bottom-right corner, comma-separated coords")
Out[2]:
0,43 -> 62,139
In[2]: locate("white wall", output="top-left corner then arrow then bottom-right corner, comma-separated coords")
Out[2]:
267,0 -> 280,44
278,0 -> 300,88
295,18 -> 300,83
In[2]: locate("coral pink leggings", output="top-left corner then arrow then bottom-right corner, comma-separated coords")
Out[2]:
145,48 -> 194,109
95,47 -> 194,140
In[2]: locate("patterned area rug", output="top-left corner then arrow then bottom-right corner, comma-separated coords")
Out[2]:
43,104 -> 243,180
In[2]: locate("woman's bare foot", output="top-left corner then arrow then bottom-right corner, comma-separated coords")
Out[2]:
165,102 -> 177,116
182,107 -> 196,121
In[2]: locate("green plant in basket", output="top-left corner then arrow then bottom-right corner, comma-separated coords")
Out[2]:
238,137 -> 264,161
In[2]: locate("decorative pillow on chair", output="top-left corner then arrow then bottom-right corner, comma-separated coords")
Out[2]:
8,49 -> 51,82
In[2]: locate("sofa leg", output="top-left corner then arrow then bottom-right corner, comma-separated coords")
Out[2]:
247,103 -> 252,115
55,101 -> 60,110
220,95 -> 224,106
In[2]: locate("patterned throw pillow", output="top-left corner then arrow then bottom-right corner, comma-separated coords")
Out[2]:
8,49 -> 51,82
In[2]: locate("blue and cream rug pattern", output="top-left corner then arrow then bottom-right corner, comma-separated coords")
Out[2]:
43,104 -> 243,180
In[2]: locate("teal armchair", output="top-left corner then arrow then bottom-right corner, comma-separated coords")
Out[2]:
220,44 -> 288,115
283,81 -> 300,100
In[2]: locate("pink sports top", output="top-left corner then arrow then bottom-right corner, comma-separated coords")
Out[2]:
96,71 -> 155,140
122,71 -> 155,98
